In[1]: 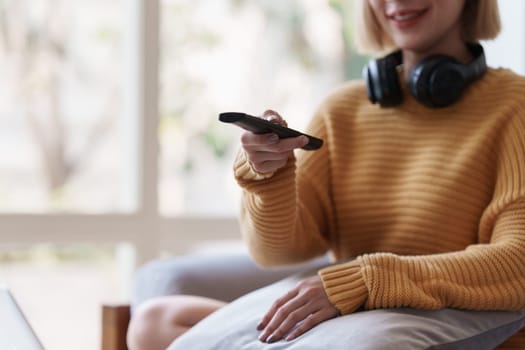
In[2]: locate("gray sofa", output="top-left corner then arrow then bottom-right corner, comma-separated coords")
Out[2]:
129,253 -> 525,350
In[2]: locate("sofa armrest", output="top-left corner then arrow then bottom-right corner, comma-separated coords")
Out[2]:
101,304 -> 131,350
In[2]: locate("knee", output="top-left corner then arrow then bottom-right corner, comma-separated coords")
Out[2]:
127,298 -> 173,350
127,295 -> 226,350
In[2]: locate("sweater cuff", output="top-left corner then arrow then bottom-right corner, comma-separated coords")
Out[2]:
318,260 -> 368,315
233,148 -> 275,182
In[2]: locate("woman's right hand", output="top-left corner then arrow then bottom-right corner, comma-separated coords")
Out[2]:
241,110 -> 309,174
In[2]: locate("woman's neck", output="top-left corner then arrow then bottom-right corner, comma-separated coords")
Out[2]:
402,38 -> 473,81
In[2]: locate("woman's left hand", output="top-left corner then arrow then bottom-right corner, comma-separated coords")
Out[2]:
257,275 -> 339,343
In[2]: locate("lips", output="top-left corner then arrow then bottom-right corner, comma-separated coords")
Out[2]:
386,8 -> 428,27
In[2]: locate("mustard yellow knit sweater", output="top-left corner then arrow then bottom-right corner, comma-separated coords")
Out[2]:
234,68 -> 525,346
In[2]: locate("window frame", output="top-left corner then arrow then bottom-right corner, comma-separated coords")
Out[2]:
0,0 -> 240,273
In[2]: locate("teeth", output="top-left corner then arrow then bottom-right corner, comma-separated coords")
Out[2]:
393,12 -> 420,21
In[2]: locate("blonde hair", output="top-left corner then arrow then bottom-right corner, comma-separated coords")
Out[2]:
353,0 -> 501,55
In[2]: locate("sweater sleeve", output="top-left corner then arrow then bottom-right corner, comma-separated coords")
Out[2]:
234,108 -> 335,267
320,112 -> 525,314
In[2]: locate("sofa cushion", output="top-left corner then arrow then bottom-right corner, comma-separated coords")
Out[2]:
167,271 -> 525,350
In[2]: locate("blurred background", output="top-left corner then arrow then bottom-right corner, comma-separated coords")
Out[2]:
0,0 -> 523,348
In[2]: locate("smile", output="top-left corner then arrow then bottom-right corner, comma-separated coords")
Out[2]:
386,8 -> 428,27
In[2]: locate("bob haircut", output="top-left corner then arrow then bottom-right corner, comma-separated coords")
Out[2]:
353,0 -> 501,55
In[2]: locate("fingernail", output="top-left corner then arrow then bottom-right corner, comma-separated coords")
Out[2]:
285,334 -> 295,342
267,335 -> 277,343
301,136 -> 309,145
256,322 -> 264,331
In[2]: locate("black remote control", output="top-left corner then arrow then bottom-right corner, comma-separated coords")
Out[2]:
218,112 -> 323,151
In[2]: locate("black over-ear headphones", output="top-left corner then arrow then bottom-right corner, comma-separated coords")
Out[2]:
364,43 -> 487,108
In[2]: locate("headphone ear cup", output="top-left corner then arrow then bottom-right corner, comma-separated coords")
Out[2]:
365,53 -> 403,107
364,61 -> 380,104
409,56 -> 467,108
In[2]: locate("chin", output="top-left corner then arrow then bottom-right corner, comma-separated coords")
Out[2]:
390,31 -> 428,46
392,39 -> 428,53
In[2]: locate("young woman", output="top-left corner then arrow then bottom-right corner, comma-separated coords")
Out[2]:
128,1 -> 525,349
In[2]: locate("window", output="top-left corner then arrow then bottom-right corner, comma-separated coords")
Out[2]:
0,0 -> 128,213
159,0 -> 368,216
484,1 -> 525,75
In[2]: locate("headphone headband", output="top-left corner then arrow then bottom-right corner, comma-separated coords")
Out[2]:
463,43 -> 487,83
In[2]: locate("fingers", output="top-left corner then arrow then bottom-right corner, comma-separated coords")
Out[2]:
249,158 -> 289,175
257,276 -> 340,343
246,150 -> 290,174
241,132 -> 308,153
259,301 -> 314,343
262,109 -> 286,126
257,288 -> 298,331
239,132 -> 275,150
284,308 -> 335,341
242,135 -> 308,156
240,111 -> 308,173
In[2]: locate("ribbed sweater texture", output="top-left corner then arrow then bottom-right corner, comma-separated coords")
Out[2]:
234,68 -> 525,347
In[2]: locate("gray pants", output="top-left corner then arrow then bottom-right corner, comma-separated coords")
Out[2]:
131,252 -> 330,308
